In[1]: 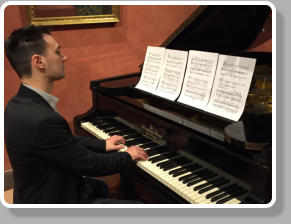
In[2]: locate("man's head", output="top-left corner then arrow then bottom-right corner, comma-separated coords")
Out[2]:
5,25 -> 67,81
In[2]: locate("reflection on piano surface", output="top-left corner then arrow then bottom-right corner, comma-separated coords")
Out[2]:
74,5 -> 272,204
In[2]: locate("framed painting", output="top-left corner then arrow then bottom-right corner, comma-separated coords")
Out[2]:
27,5 -> 119,26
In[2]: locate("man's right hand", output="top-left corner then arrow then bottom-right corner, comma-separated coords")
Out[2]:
125,146 -> 148,161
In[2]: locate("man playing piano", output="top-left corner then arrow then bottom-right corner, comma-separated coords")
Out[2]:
4,25 -> 148,204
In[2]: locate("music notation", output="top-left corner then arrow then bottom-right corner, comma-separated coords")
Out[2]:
136,47 -> 256,121
136,46 -> 166,93
178,50 -> 219,109
207,55 -> 256,121
155,49 -> 188,101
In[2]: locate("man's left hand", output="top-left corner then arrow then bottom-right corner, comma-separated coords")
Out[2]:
105,135 -> 126,151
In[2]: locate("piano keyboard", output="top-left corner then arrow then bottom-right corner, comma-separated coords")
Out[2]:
81,116 -> 250,204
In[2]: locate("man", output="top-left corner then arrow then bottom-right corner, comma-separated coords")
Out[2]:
4,25 -> 148,204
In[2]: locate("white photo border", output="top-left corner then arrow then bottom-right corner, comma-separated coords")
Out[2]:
0,1 -> 276,209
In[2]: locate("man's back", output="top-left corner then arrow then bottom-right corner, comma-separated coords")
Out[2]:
5,85 -> 82,203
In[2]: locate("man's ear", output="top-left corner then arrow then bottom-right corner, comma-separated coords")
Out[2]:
31,54 -> 46,69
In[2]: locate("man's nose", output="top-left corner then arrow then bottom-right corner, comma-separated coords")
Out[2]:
61,52 -> 67,61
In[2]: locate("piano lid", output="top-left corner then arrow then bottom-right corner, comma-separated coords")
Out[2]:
160,5 -> 271,54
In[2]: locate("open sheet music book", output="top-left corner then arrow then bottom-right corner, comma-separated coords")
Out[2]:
136,46 -> 256,121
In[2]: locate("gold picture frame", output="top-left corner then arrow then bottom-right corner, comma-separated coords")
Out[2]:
27,5 -> 119,26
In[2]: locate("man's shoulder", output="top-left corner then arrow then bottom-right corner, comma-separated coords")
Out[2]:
5,94 -> 61,125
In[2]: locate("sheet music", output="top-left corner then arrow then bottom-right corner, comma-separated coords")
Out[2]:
178,50 -> 219,109
155,49 -> 188,101
206,55 -> 256,121
136,46 -> 166,93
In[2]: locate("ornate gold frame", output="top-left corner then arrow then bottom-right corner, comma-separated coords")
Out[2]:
27,5 -> 119,26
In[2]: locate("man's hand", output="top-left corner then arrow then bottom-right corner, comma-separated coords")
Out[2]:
126,146 -> 148,161
105,135 -> 125,151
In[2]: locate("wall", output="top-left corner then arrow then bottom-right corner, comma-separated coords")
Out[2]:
4,5 -> 198,170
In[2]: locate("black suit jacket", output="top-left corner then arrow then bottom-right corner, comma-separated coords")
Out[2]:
4,85 -> 132,204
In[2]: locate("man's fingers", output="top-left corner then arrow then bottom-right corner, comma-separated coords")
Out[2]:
112,135 -> 125,145
117,144 -> 125,149
137,147 -> 148,160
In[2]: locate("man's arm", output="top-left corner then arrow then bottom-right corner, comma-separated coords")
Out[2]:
33,116 -> 132,177
74,135 -> 106,153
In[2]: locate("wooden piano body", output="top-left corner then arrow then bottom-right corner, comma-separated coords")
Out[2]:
74,5 -> 272,204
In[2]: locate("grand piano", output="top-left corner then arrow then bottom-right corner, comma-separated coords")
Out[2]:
74,5 -> 272,204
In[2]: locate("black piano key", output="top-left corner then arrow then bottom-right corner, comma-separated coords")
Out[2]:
186,177 -> 205,187
120,127 -> 136,132
197,178 -> 230,194
106,129 -> 125,136
140,142 -> 159,149
210,186 -> 242,202
147,150 -> 170,159
158,156 -> 190,168
128,136 -> 152,146
136,136 -> 152,144
149,152 -> 177,163
179,169 -> 210,182
103,118 -> 119,123
176,157 -> 192,165
90,119 -> 108,125
96,123 -> 114,129
210,185 -> 242,202
106,124 -> 127,131
157,157 -> 179,168
108,129 -> 136,136
179,171 -> 204,183
183,171 -> 217,185
182,170 -> 212,184
157,161 -> 174,169
163,164 -> 180,171
171,169 -> 192,177
103,127 -> 119,132
205,184 -> 238,199
186,173 -> 217,186
106,129 -> 122,135
198,179 -> 230,195
123,133 -> 140,140
160,160 -> 183,171
102,126 -> 118,132
162,158 -> 192,171
201,172 -> 218,181
193,177 -> 219,191
194,177 -> 226,191
216,189 -> 248,204
89,121 -> 106,126
110,122 -> 128,128
162,160 -> 188,171
170,163 -> 202,177
149,152 -> 179,163
145,150 -> 157,157
146,147 -> 169,157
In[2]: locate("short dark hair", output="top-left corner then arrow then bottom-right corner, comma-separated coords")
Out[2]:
4,25 -> 51,78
